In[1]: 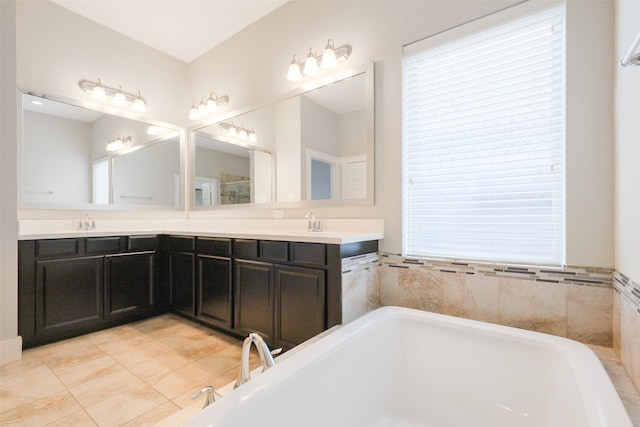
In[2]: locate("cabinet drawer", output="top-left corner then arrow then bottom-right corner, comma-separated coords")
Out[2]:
260,241 -> 288,262
35,239 -> 80,258
86,237 -> 122,255
168,236 -> 195,252
234,239 -> 258,259
128,235 -> 158,252
197,237 -> 232,256
290,242 -> 326,266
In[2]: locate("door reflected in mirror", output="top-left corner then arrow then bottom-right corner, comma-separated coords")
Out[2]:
191,65 -> 372,208
20,93 -> 183,209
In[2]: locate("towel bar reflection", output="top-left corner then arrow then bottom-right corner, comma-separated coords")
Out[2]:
120,194 -> 152,200
620,30 -> 640,67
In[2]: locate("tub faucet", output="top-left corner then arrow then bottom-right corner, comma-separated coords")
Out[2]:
190,386 -> 215,408
234,333 -> 281,388
305,212 -> 321,232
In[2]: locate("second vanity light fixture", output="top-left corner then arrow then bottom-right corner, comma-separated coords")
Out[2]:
287,39 -> 352,81
106,135 -> 131,152
79,79 -> 146,112
219,122 -> 257,142
189,92 -> 229,120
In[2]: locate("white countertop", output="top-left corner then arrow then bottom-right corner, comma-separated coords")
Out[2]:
18,219 -> 384,245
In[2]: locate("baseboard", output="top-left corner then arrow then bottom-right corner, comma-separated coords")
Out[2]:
0,336 -> 22,365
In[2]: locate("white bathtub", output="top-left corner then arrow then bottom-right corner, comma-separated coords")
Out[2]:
183,306 -> 632,427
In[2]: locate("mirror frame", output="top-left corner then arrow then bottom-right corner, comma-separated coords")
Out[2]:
17,87 -> 187,212
188,61 -> 375,210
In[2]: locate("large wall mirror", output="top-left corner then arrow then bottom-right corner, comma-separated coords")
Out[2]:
190,61 -> 374,209
19,91 -> 184,209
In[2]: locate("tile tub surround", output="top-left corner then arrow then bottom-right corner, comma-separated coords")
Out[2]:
341,252 -> 380,323
614,272 -> 640,393
377,254 -> 614,346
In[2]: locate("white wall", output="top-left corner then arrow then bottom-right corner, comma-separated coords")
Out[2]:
188,0 -> 615,266
16,0 -> 188,127
275,96 -> 302,202
614,1 -> 640,284
0,0 -> 21,363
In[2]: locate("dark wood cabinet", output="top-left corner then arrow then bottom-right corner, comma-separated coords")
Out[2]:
105,252 -> 155,321
198,255 -> 232,328
234,259 -> 275,342
274,265 -> 325,350
35,256 -> 104,343
169,252 -> 195,315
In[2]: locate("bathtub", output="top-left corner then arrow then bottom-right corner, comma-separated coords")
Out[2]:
183,306 -> 632,427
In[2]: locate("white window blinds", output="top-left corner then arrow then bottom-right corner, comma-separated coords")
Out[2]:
402,5 -> 565,266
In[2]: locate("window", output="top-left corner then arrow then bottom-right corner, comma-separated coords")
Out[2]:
402,4 -> 565,266
92,158 -> 110,204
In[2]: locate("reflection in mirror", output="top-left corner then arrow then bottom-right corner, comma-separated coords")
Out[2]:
191,63 -> 372,208
194,131 -> 273,205
20,92 -> 183,208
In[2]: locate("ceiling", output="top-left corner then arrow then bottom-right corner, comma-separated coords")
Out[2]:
49,0 -> 288,63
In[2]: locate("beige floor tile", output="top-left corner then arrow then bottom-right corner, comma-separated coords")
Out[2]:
45,345 -> 106,372
154,334 -> 201,352
174,337 -> 228,362
147,363 -> 217,400
110,341 -> 170,367
150,404 -> 203,427
51,354 -> 120,388
0,366 -> 66,413
120,401 -> 181,427
0,390 -> 83,426
127,352 -> 190,382
96,333 -> 152,355
22,336 -> 97,365
68,365 -> 144,408
84,383 -> 168,427
43,410 -> 98,426
194,346 -> 243,377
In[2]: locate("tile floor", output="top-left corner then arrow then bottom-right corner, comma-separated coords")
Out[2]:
1,314 -> 639,426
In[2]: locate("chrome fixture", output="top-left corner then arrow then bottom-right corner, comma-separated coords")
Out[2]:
191,386 -> 215,408
219,122 -> 256,142
189,92 -> 229,120
234,333 -> 281,388
620,30 -> 640,67
78,213 -> 96,231
78,79 -> 146,112
287,39 -> 352,81
305,212 -> 322,232
106,135 -> 131,152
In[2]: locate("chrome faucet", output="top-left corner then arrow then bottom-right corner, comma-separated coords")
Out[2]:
305,212 -> 322,232
234,333 -> 281,388
78,213 -> 96,230
190,386 -> 215,408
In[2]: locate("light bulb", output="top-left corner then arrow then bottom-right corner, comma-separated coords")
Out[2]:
321,39 -> 337,68
198,99 -> 208,117
92,79 -> 106,100
287,55 -> 302,81
133,92 -> 146,112
248,130 -> 257,142
303,48 -> 319,75
189,103 -> 200,120
207,93 -> 218,112
113,86 -> 126,106
228,125 -> 238,137
239,128 -> 248,139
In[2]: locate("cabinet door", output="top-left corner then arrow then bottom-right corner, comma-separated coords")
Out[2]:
106,252 -> 155,321
198,255 -> 232,328
234,259 -> 274,342
35,256 -> 104,342
169,252 -> 195,315
275,265 -> 326,350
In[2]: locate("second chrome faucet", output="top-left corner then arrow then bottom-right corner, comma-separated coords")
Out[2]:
305,212 -> 322,232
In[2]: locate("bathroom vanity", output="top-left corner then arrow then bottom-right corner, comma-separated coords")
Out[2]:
18,227 -> 380,350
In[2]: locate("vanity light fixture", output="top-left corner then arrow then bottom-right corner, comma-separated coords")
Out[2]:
79,79 -> 147,112
219,122 -> 256,142
286,39 -> 352,81
106,135 -> 131,152
189,92 -> 229,120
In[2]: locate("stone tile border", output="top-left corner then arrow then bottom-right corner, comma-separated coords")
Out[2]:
614,272 -> 640,313
379,253 -> 613,288
342,252 -> 379,275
